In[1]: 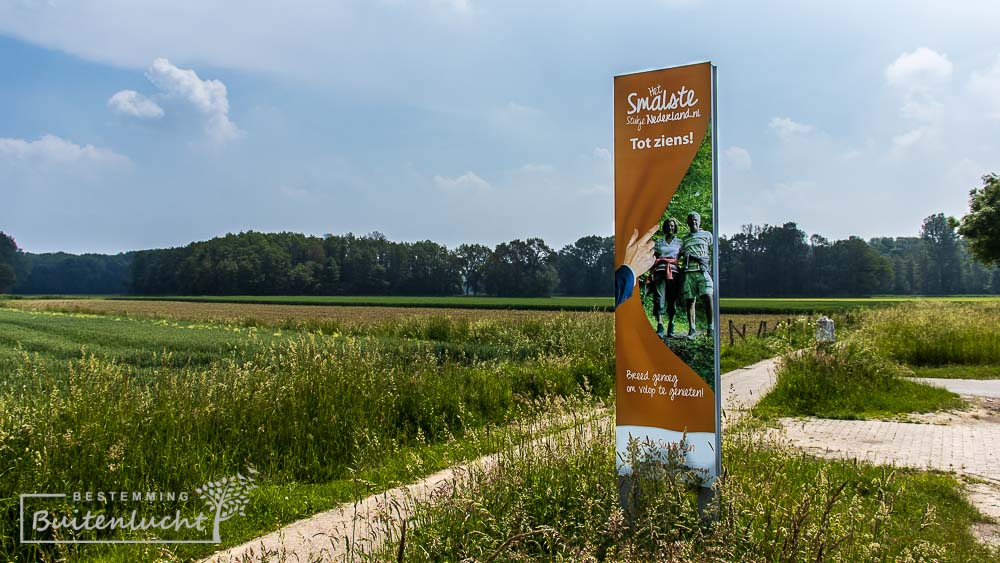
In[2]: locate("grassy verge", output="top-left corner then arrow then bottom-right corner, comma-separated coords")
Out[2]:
373,417 -> 996,561
912,365 -> 1000,380
755,339 -> 963,419
753,301 -> 1000,420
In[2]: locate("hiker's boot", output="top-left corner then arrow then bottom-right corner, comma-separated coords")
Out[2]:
707,325 -> 714,338
687,329 -> 697,339
656,322 -> 665,337
666,322 -> 675,338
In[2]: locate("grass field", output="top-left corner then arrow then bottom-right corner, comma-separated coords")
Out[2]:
6,293 -> 998,313
2,298 -> 814,375
0,306 -> 614,561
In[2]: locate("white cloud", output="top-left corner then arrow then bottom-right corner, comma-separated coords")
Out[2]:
578,184 -> 610,196
431,0 -> 474,15
108,90 -> 164,118
433,171 -> 491,192
768,117 -> 813,140
519,163 -> 554,174
592,147 -> 611,162
885,47 -> 953,89
969,53 -> 1000,118
723,146 -> 752,169
145,58 -> 242,144
489,101 -> 542,131
885,48 -> 952,124
891,127 -> 926,157
899,93 -> 943,122
0,134 -> 128,166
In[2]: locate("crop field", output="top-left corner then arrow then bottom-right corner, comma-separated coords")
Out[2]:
3,298 -> 596,328
2,298 -> 815,373
6,293 -> 996,313
0,305 -> 618,561
109,294 -> 615,310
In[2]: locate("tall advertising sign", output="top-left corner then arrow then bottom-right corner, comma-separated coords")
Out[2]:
614,63 -> 720,485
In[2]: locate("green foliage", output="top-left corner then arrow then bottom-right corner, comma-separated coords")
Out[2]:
959,173 -> 1000,267
663,124 -> 714,235
557,235 -> 614,296
455,242 -> 491,294
482,237 -> 559,297
0,232 -> 17,294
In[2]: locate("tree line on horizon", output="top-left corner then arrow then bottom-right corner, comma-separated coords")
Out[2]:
2,174 -> 999,298
1,214 -> 996,298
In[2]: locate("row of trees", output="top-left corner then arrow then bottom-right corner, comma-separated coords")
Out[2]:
721,215 -> 999,297
4,219 -> 997,297
2,175 -> 998,297
127,232 -> 612,297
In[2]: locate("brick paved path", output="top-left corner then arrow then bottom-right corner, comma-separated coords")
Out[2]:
780,416 -> 1000,480
777,377 -> 1000,545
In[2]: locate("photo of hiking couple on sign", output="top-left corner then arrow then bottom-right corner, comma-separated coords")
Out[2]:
636,124 -> 716,387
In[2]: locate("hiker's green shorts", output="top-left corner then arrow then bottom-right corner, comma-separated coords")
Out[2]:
683,271 -> 713,301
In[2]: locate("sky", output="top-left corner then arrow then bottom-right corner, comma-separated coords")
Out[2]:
2,0 -> 999,255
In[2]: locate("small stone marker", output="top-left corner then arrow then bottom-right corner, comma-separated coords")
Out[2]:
815,316 -> 835,343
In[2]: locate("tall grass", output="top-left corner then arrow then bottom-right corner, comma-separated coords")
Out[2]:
375,418 -> 995,561
860,301 -> 1000,366
0,310 -> 613,558
754,302 -> 996,419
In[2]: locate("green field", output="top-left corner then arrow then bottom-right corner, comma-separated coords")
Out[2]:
6,293 -> 998,313
110,294 -> 615,310
0,307 -> 616,561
